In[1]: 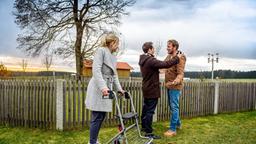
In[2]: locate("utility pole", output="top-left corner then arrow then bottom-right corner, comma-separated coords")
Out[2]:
208,53 -> 219,80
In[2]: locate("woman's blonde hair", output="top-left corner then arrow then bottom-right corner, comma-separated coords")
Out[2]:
100,33 -> 119,47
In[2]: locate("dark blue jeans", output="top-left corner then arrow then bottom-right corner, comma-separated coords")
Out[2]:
90,111 -> 106,144
141,98 -> 158,133
168,89 -> 181,132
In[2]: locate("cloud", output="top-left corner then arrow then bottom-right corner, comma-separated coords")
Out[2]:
119,53 -> 256,72
120,0 -> 256,60
0,55 -> 76,72
0,0 -> 255,72
117,0 -> 256,71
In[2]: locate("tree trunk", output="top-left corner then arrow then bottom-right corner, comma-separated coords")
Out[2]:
74,0 -> 84,78
75,23 -> 83,77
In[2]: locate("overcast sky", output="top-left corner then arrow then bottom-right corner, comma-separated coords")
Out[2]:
0,0 -> 256,72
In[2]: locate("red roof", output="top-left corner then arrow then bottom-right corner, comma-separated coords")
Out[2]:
84,60 -> 93,68
84,60 -> 133,70
116,62 -> 134,70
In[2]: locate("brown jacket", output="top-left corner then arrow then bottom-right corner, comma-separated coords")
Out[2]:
164,54 -> 186,90
139,54 -> 179,99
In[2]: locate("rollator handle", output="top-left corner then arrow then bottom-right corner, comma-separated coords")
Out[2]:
117,91 -> 130,99
124,91 -> 130,99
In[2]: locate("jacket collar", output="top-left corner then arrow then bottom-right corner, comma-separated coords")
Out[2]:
145,53 -> 154,57
102,47 -> 116,74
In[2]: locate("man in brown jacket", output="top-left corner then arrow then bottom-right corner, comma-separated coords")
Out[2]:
163,39 -> 186,137
139,42 -> 181,139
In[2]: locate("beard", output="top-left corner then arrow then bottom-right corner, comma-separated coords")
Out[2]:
167,49 -> 174,54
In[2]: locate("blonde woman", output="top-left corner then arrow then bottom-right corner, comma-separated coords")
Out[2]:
85,33 -> 124,144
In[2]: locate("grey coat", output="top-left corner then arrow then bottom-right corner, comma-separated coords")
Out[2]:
85,47 -> 123,112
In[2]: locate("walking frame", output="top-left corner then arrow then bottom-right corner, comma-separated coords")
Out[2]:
105,91 -> 153,144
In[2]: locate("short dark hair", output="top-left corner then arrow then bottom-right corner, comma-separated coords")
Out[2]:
142,42 -> 153,53
168,39 -> 179,50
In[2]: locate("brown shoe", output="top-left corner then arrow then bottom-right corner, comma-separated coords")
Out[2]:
164,130 -> 177,137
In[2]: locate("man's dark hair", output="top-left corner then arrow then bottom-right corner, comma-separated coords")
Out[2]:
168,39 -> 179,50
142,42 -> 153,53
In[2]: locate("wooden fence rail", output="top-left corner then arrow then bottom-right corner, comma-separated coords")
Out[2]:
0,79 -> 255,130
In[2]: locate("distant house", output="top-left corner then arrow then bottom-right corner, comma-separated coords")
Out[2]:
83,60 -> 133,78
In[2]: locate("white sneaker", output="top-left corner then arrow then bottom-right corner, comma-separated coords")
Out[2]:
177,125 -> 182,130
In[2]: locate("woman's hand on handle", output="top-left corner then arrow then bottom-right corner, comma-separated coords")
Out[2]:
118,90 -> 125,96
101,88 -> 110,96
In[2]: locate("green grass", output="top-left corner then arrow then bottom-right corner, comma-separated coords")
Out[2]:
0,111 -> 255,144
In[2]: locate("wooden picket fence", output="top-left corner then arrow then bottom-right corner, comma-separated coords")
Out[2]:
218,82 -> 256,113
0,79 -> 255,130
0,80 -> 56,129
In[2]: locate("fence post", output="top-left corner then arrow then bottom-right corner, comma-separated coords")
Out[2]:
254,83 -> 256,110
153,107 -> 157,122
214,81 -> 219,114
56,79 -> 65,130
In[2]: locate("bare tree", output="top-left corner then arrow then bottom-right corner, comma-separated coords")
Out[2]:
0,63 -> 12,77
13,0 -> 135,76
42,53 -> 53,71
21,59 -> 28,72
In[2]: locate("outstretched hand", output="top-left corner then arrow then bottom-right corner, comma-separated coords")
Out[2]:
177,51 -> 184,58
165,80 -> 178,87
